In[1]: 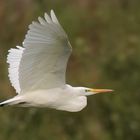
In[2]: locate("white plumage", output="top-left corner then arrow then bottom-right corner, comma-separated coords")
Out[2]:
0,10 -> 113,112
7,46 -> 24,93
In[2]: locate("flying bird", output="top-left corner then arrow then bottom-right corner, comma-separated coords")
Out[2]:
0,10 -> 113,112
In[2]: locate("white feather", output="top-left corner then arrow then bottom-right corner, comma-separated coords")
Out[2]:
38,17 -> 47,25
7,46 -> 24,93
6,10 -> 71,94
18,10 -> 72,93
50,10 -> 60,24
7,11 -> 71,93
44,13 -> 52,23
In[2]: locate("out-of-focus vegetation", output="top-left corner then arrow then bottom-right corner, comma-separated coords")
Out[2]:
0,0 -> 140,140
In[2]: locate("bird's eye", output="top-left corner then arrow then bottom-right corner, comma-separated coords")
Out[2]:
85,89 -> 90,92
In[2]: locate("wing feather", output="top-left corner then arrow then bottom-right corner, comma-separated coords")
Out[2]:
7,46 -> 24,93
44,13 -> 52,23
7,10 -> 72,94
18,10 -> 72,93
50,10 -> 60,24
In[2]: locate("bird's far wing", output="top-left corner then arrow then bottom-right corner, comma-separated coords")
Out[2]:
9,10 -> 72,94
7,46 -> 24,94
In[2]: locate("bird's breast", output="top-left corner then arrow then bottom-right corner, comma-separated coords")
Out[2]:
22,89 -> 73,107
21,88 -> 87,112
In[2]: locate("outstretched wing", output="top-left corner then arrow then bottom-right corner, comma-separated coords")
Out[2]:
7,46 -> 24,93
7,10 -> 72,94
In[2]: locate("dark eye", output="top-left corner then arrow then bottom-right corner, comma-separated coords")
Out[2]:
85,89 -> 90,92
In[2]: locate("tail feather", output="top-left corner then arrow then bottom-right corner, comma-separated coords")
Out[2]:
0,96 -> 22,107
0,102 -> 7,107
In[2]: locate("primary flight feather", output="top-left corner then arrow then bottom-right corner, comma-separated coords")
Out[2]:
0,10 -> 113,112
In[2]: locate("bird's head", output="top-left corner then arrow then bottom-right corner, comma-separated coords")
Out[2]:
76,87 -> 113,96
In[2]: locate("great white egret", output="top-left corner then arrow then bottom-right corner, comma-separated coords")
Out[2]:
0,10 -> 113,112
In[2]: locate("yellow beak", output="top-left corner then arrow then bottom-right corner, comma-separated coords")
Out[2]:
90,88 -> 114,94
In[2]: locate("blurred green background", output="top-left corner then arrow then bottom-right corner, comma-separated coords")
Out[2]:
0,0 -> 140,140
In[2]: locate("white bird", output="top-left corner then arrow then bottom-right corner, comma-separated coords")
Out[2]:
0,10 -> 113,112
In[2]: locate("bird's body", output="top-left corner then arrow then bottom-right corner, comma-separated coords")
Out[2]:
1,85 -> 87,112
0,10 -> 113,112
